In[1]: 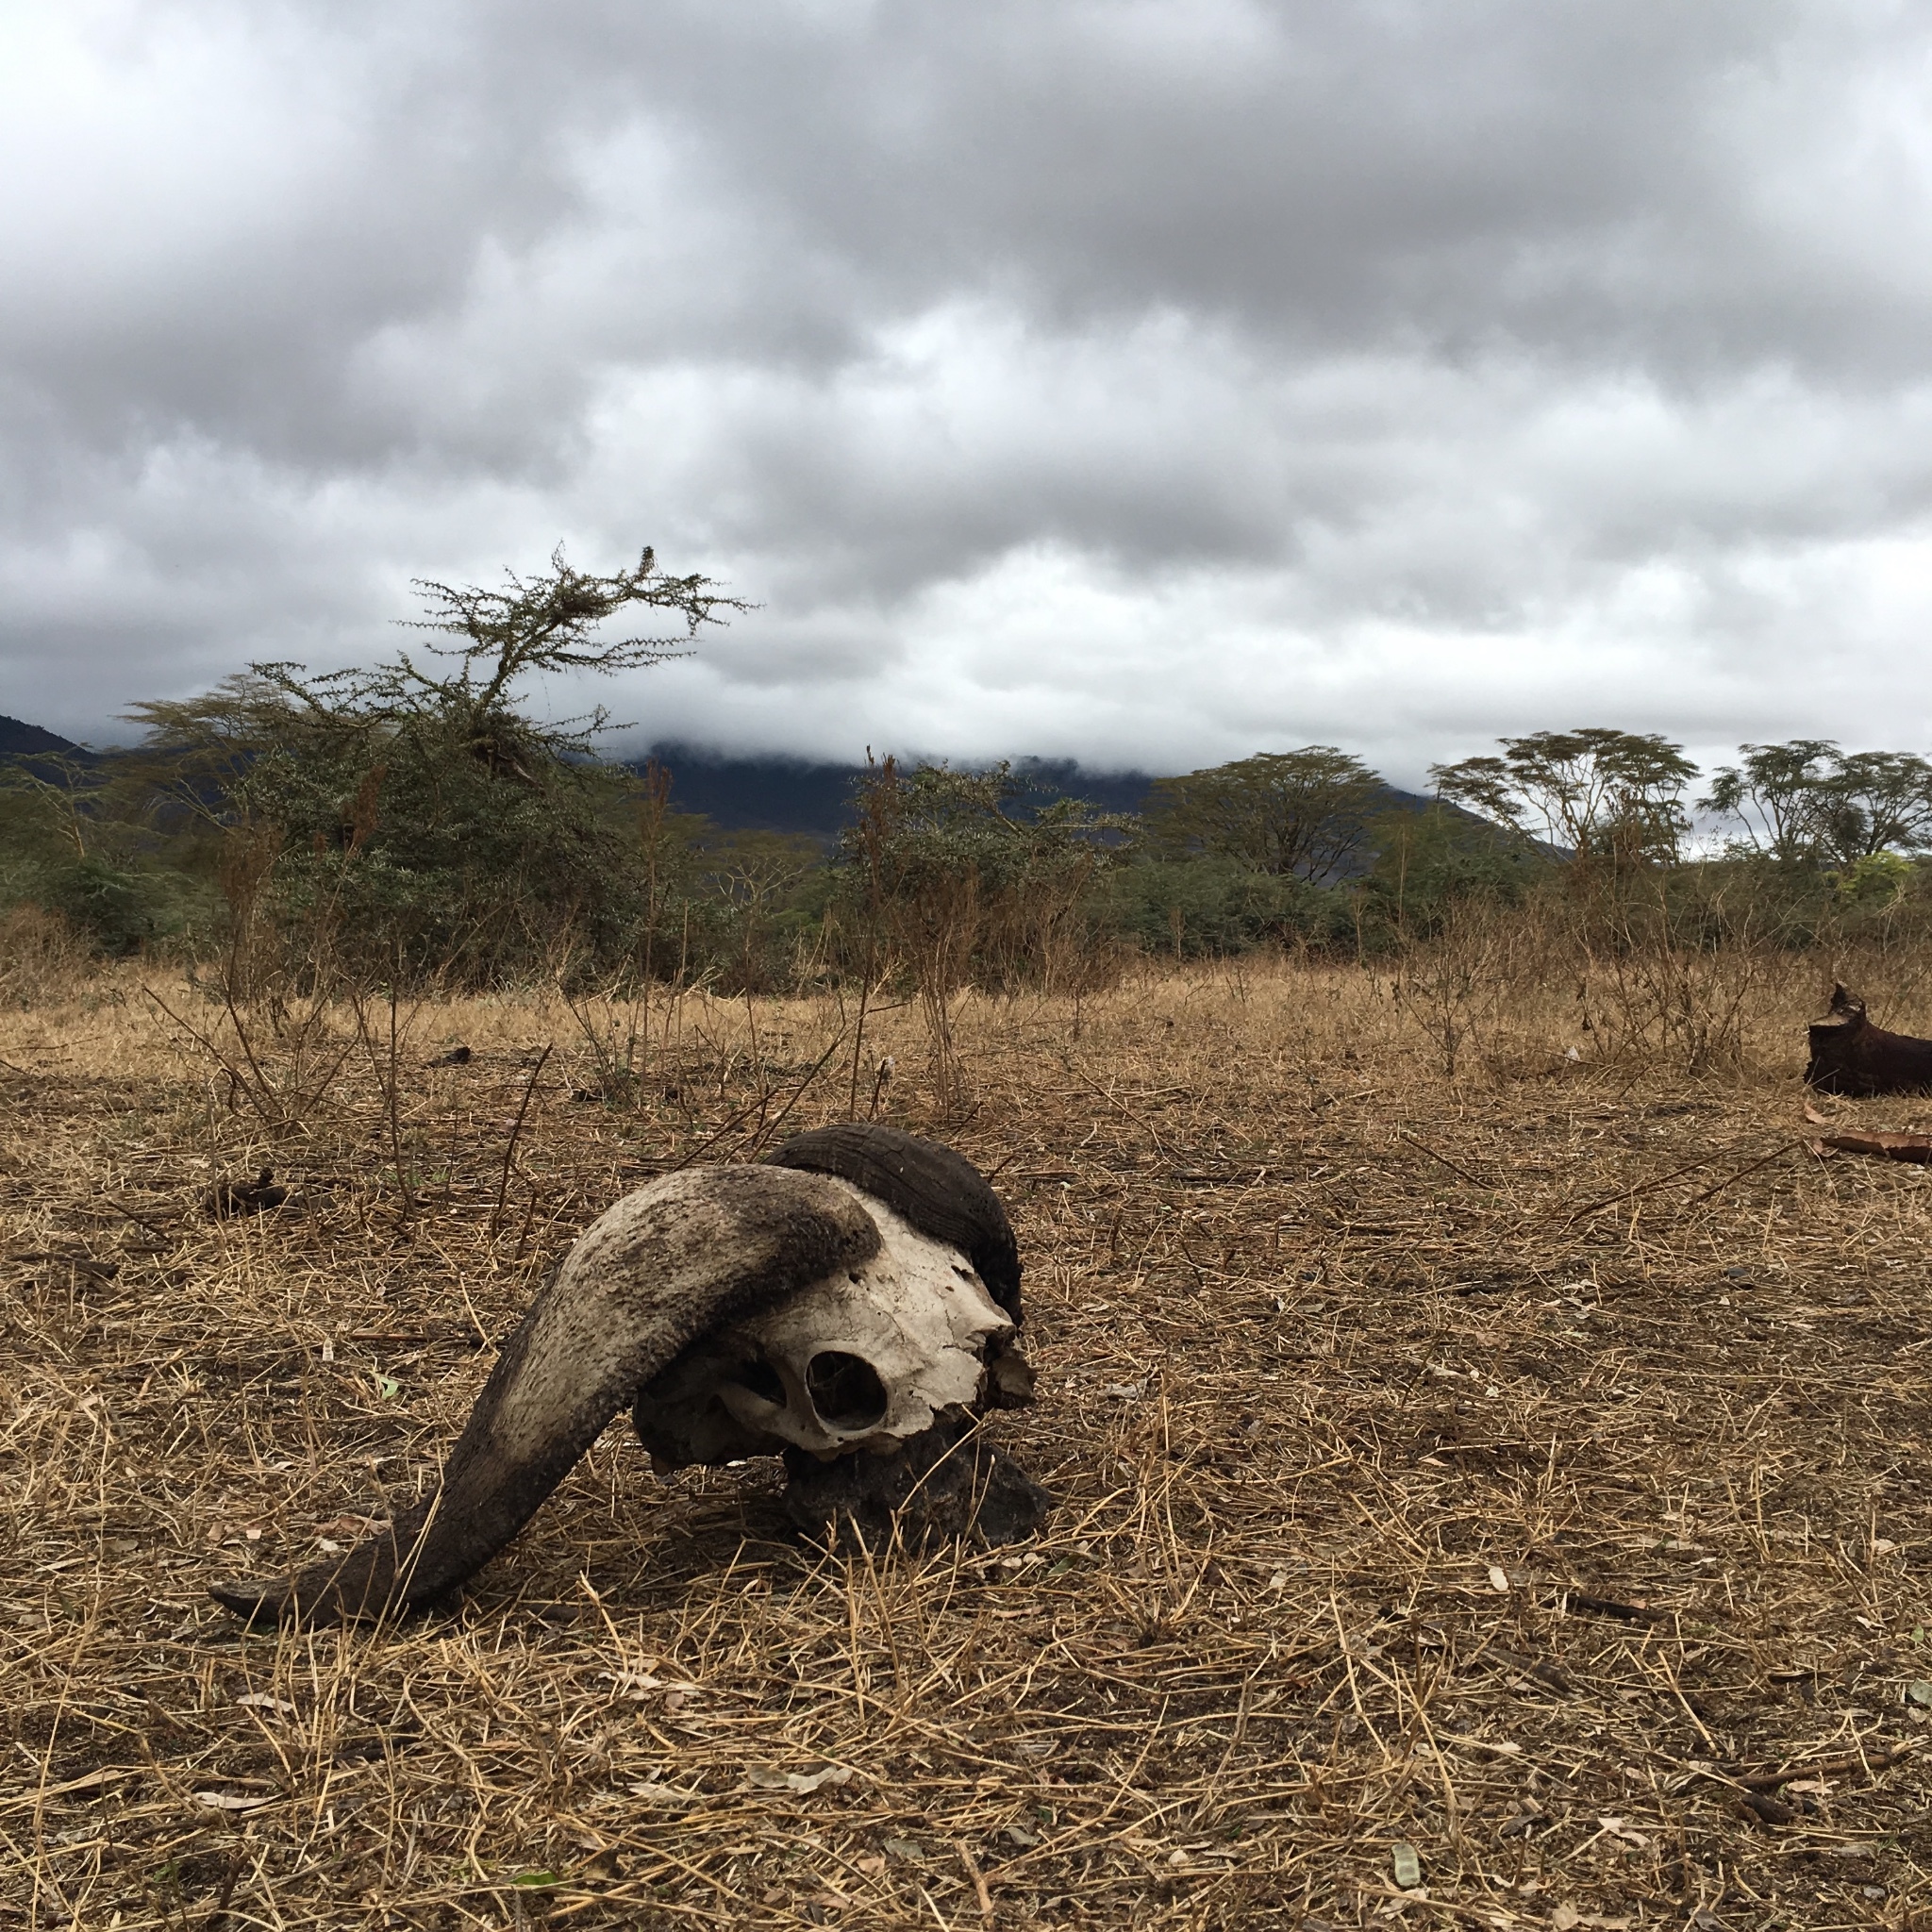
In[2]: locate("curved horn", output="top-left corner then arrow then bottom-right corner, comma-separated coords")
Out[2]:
210,1164 -> 880,1624
768,1124 -> 1023,1322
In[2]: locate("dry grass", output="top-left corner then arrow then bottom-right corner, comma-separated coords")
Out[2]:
7,954 -> 1932,1929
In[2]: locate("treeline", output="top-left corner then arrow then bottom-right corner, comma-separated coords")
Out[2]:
5,544 -> 1932,1000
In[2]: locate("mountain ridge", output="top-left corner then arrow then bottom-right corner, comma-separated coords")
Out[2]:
0,713 -> 1443,845
631,744 -> 1165,839
0,714 -> 89,760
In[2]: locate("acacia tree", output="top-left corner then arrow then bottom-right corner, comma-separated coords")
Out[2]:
1429,729 -> 1697,871
1704,741 -> 1932,867
126,544 -> 748,983
1700,741 -> 1840,864
1819,750 -> 1932,861
0,749 -> 201,954
1141,748 -> 1385,882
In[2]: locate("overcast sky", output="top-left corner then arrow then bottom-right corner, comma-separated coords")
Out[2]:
4,0 -> 1931,786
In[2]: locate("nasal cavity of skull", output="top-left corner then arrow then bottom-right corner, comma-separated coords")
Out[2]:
733,1357 -> 786,1407
805,1351 -> 890,1431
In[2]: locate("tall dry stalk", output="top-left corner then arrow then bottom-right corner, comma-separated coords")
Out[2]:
149,798 -> 395,1131
845,757 -> 894,1117
839,751 -> 985,1118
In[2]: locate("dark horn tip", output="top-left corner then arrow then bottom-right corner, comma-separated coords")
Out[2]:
208,1580 -> 288,1624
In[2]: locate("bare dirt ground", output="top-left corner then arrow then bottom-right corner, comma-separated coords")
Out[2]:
6,957 -> 1932,1930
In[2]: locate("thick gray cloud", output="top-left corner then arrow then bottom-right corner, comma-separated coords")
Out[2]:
3,0 -> 1930,786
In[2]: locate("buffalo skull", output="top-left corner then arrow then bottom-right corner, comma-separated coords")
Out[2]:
209,1125 -> 1048,1624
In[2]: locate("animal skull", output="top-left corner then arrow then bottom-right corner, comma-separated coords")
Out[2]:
632,1188 -> 1025,1468
205,1129 -> 1046,1625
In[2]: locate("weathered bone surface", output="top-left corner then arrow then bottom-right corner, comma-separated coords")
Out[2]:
207,1125 -> 1045,1625
1806,983 -> 1932,1096
631,1193 -> 1015,1466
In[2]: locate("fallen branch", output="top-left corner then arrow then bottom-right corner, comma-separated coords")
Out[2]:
1562,1590 -> 1670,1624
1397,1129 -> 1488,1190
957,1840 -> 994,1923
1736,1740 -> 1916,1793
1062,1063 -> 1174,1155
736,1031 -> 848,1163
1678,1140 -> 1803,1206
1482,1644 -> 1575,1696
1813,1129 -> 1932,1164
1562,1138 -> 1797,1224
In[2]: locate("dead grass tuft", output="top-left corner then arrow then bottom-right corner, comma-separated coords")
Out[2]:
0,907 -> 93,1011
5,956 -> 1932,1927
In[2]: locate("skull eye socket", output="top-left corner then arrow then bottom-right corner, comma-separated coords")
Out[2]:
804,1351 -> 889,1431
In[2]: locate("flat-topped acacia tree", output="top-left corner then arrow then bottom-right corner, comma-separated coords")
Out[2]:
1141,748 -> 1386,884
1703,741 -> 1932,869
1429,729 -> 1698,877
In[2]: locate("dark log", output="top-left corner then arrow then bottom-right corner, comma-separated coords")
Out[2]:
1805,985 -> 1932,1097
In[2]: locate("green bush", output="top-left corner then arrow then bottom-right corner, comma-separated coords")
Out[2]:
120,544 -> 746,990
825,759 -> 1123,991
1106,857 -> 1355,957
1360,804 -> 1546,937
40,854 -> 208,956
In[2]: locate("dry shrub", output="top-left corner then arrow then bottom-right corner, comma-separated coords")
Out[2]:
1566,874 -> 1785,1074
0,902 -> 92,1006
1390,897 -> 1530,1079
212,822 -> 288,1007
1389,890 -> 1798,1084
131,827 -> 393,1138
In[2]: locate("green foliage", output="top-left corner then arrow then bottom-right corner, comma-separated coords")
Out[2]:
1141,748 -> 1384,881
1704,740 -> 1932,867
1833,849 -> 1914,908
1361,803 -> 1546,934
1106,858 -> 1354,957
0,847 -> 185,956
37,854 -> 198,956
680,822 -> 829,991
18,617 -> 1932,999
0,751 -> 218,953
1431,728 -> 1697,870
118,545 -> 747,986
1700,740 -> 1841,865
834,758 -> 1123,991
1824,752 -> 1932,860
822,758 -> 1125,1108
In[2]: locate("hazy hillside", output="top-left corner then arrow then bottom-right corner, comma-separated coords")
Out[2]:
0,713 -> 87,760
637,742 -> 1442,844
0,713 -> 1441,850
636,744 -> 1163,840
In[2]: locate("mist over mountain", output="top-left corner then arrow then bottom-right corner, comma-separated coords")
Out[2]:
637,744 -> 1166,841
638,742 -> 1444,845
0,711 -> 1444,853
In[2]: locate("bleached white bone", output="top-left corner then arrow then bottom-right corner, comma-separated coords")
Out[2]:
634,1184 -> 1012,1464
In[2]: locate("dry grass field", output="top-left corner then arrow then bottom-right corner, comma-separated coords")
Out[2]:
7,952 -> 1932,1930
